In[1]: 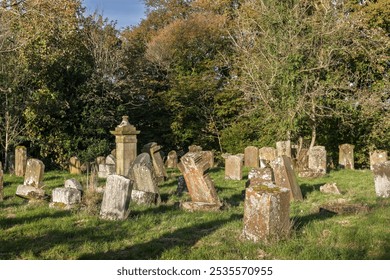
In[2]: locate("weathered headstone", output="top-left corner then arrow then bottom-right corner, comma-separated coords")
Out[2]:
242,185 -> 290,242
105,154 -> 116,176
372,161 -> 390,198
50,188 -> 81,209
16,158 -> 46,200
276,141 -> 292,158
308,146 -> 327,175
295,148 -> 309,171
188,145 -> 202,153
244,146 -> 259,168
225,154 -> 243,180
165,150 -> 178,168
271,156 -> 303,201
259,147 -> 276,168
100,175 -> 133,220
246,167 -> 274,188
203,151 -> 215,168
128,153 -> 160,205
69,156 -> 81,174
64,178 -> 83,191
339,144 -> 355,170
142,142 -> 167,183
15,146 -> 27,177
178,152 -> 222,211
370,150 -> 388,171
110,116 -> 140,176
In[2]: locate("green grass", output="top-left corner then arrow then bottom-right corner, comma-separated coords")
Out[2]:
0,168 -> 389,260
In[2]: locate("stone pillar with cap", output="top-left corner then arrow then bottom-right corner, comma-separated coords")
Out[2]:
110,116 -> 140,176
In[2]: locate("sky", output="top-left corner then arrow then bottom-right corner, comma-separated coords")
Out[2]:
82,0 -> 146,29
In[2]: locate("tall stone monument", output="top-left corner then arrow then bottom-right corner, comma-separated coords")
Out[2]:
339,144 -> 355,170
15,146 -> 27,177
110,116 -> 140,176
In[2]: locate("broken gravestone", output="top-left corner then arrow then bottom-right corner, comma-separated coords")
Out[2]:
100,175 -> 133,220
178,152 -> 222,211
128,153 -> 160,205
142,142 -> 168,184
372,161 -> 390,198
271,156 -> 303,201
50,178 -> 83,210
242,185 -> 290,242
225,154 -> 243,180
16,158 -> 46,200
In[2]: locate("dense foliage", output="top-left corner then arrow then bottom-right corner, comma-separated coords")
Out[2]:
0,0 -> 389,169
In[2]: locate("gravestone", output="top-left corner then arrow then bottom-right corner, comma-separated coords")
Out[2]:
0,162 -> 3,201
176,175 -> 188,196
69,156 -> 81,174
308,146 -> 327,175
242,185 -> 290,242
15,146 -> 27,177
225,154 -> 243,180
105,154 -> 116,176
259,147 -> 276,168
339,144 -> 355,170
50,180 -> 82,210
142,142 -> 167,183
178,152 -> 222,211
188,145 -> 202,153
110,116 -> 140,176
203,151 -> 215,168
244,146 -> 259,168
128,153 -> 160,205
370,150 -> 388,171
246,167 -> 274,188
271,156 -> 303,201
16,158 -> 46,200
276,141 -> 292,158
372,161 -> 390,198
295,148 -> 309,171
100,175 -> 133,220
165,150 -> 178,168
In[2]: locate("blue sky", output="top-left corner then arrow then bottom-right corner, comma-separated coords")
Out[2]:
82,0 -> 146,29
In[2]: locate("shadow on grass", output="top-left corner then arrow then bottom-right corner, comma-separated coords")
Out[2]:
291,211 -> 337,232
79,213 -> 242,260
299,183 -> 326,198
0,210 -> 73,230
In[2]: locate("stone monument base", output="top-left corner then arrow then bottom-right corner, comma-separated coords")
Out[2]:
16,185 -> 46,200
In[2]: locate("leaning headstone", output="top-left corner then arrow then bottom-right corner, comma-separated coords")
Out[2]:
259,147 -> 276,168
178,152 -> 222,211
271,156 -> 303,201
370,150 -> 388,171
276,141 -> 292,158
242,185 -> 290,242
100,175 -> 133,220
16,158 -> 46,200
128,153 -> 160,205
339,144 -> 355,170
142,142 -> 167,183
165,150 -> 178,168
244,146 -> 259,168
372,161 -> 390,198
69,156 -> 81,174
0,162 -> 3,201
308,146 -> 327,175
246,167 -> 274,188
225,154 -> 243,180
15,146 -> 27,177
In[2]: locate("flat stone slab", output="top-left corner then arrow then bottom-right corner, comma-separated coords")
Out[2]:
16,185 -> 46,200
319,203 -> 370,215
131,189 -> 161,205
180,201 -> 222,212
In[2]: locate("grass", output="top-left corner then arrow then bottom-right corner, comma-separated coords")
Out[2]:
0,167 -> 389,260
